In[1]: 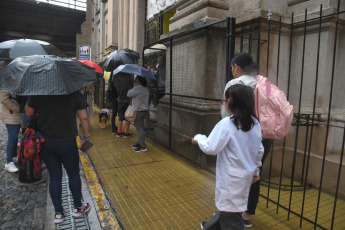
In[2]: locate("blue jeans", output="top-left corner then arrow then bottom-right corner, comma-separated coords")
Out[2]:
41,138 -> 82,213
6,124 -> 20,163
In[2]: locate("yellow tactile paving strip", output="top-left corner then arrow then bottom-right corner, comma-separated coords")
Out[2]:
87,108 -> 345,229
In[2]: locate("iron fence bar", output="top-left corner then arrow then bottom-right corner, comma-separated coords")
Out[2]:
275,15 -> 286,215
102,78 -> 105,109
226,17 -> 235,83
143,18 -> 228,50
236,10 -> 345,36
315,0 -> 340,228
330,5 -> 344,230
226,17 -> 231,83
332,123 -> 345,230
300,118 -> 309,183
300,6 -> 323,227
166,93 -> 221,102
265,12 -> 273,209
169,37 -> 173,149
288,8 -> 307,220
276,16 -> 281,85
260,195 -> 327,230
248,24 -> 252,54
240,25 -> 244,52
257,21 -> 260,72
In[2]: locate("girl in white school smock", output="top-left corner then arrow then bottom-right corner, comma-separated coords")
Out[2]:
192,84 -> 264,230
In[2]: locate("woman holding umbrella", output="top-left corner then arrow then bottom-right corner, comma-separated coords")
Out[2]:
0,60 -> 20,173
127,76 -> 149,152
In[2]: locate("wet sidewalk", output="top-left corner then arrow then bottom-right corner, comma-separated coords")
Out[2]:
1,104 -> 341,229
0,107 -> 102,229
86,107 -> 321,230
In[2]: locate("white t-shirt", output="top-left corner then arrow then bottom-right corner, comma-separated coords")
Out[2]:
221,75 -> 257,118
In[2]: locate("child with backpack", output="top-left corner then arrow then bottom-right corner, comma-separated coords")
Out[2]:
221,52 -> 292,227
193,84 -> 264,230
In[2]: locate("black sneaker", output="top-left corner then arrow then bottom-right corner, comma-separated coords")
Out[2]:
116,132 -> 123,137
123,133 -> 133,138
134,145 -> 147,152
132,142 -> 140,149
200,221 -> 206,230
242,214 -> 252,228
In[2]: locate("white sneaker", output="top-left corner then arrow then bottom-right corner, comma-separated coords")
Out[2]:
5,162 -> 18,173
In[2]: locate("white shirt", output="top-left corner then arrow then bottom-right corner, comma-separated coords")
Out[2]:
221,75 -> 257,118
193,116 -> 264,212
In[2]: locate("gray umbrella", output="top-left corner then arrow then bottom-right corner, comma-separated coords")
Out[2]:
0,39 -> 66,60
113,64 -> 156,80
102,49 -> 140,72
0,55 -> 96,95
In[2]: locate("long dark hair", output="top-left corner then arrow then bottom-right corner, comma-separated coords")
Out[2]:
225,84 -> 257,132
231,52 -> 259,74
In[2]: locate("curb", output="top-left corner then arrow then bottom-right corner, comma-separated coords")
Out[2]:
79,152 -> 121,230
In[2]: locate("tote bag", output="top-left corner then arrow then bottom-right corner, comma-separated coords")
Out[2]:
125,105 -> 137,122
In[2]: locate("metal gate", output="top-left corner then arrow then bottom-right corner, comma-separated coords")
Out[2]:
143,1 -> 344,229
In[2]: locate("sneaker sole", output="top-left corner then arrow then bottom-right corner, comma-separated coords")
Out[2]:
54,219 -> 65,224
5,168 -> 18,173
72,206 -> 91,218
134,149 -> 147,152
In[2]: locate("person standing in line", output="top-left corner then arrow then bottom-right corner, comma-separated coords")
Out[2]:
0,60 -> 20,173
193,84 -> 264,230
127,76 -> 149,152
0,90 -> 20,173
222,52 -> 274,227
25,91 -> 91,224
107,74 -> 119,134
113,72 -> 134,138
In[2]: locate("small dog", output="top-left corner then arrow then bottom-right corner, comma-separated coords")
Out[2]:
99,109 -> 111,128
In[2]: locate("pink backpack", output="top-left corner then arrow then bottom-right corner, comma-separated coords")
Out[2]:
255,75 -> 293,139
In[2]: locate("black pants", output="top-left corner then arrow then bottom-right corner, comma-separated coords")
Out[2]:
246,138 -> 274,215
111,100 -> 118,132
203,211 -> 244,230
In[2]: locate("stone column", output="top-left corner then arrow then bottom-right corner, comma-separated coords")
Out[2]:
154,0 -> 229,169
104,0 -> 118,57
169,0 -> 229,33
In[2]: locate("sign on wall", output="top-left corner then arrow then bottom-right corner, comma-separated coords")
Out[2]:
79,45 -> 90,60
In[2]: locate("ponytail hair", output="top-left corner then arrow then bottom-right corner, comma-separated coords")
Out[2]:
225,84 -> 257,132
231,52 -> 259,74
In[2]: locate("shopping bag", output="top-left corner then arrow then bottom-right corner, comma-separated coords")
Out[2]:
125,105 -> 137,122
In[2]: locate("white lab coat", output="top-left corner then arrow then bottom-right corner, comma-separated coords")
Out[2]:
193,116 -> 264,212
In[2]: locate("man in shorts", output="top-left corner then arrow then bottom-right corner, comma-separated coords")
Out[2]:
113,72 -> 134,138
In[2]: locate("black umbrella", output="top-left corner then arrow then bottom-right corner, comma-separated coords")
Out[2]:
0,39 -> 66,60
102,48 -> 140,72
0,55 -> 96,95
